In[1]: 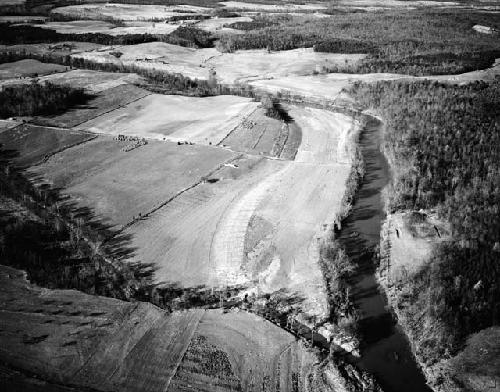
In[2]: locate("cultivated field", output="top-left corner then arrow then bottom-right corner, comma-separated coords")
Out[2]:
29,136 -> 236,228
0,124 -> 94,167
221,1 -> 327,11
77,94 -> 259,144
51,3 -> 210,21
33,84 -> 151,128
221,106 -> 301,159
34,20 -> 180,35
0,265 -> 317,392
72,42 -> 366,83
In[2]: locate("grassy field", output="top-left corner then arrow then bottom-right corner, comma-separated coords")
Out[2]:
0,59 -> 67,79
76,93 -> 259,144
33,84 -> 150,128
33,20 -> 180,35
0,124 -> 94,167
29,136 -> 236,228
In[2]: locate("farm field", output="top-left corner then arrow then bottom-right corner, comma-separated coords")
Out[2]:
77,93 -> 259,144
0,265 -> 317,392
33,20 -> 180,35
50,3 -> 211,21
0,124 -> 94,167
0,42 -> 104,56
221,1 -> 328,11
221,106 -> 302,159
0,59 -> 67,79
29,135 -> 237,228
72,42 -> 366,83
121,104 -> 356,321
33,84 -> 151,128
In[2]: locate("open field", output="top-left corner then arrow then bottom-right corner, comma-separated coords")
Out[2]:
36,69 -> 144,92
0,59 -> 67,79
0,264 -> 317,392
29,136 -> 236,228
221,106 -> 301,158
51,3 -> 211,21
0,124 -> 94,167
33,84 -> 150,128
221,1 -> 327,11
77,93 -> 259,144
73,42 -> 366,83
33,20 -> 180,35
119,104 -> 356,320
0,42 -> 104,56
194,16 -> 251,33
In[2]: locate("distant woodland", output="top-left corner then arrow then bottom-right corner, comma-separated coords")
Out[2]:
0,82 -> 87,118
217,10 -> 500,75
348,79 -> 500,369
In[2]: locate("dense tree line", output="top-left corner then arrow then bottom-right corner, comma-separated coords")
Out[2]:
217,10 -> 500,75
0,82 -> 87,118
0,23 -> 216,48
348,80 -> 500,367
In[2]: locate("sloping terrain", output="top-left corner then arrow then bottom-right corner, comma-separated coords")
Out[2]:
0,265 -> 317,392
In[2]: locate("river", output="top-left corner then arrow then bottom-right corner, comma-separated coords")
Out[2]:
337,116 -> 432,392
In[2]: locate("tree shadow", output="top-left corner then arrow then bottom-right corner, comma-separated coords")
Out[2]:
0,143 -> 156,301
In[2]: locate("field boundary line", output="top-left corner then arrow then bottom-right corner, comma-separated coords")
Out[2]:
72,89 -> 152,129
218,106 -> 259,146
35,134 -> 99,166
163,309 -> 205,392
115,154 -> 245,235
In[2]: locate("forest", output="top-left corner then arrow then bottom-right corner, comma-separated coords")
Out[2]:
0,82 -> 87,118
0,23 -> 216,48
217,10 -> 500,75
348,79 -> 500,368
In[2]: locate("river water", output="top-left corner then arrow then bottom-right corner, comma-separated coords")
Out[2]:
337,116 -> 432,392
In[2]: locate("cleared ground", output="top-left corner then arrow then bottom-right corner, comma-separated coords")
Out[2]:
33,84 -> 150,128
29,136 -> 236,228
72,42 -> 366,83
51,3 -> 210,21
0,124 -> 94,167
0,265 -> 316,392
221,106 -> 302,159
0,59 -> 68,79
221,1 -> 327,11
33,20 -> 179,35
77,93 -> 259,144
121,104 -> 356,320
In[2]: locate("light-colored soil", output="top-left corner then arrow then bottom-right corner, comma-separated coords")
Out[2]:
194,16 -> 252,33
221,1 -> 327,11
41,69 -> 145,92
219,107 -> 296,158
0,59 -> 68,79
33,20 -> 179,35
0,15 -> 46,22
121,104 -> 356,321
77,93 -> 259,144
51,3 -> 210,21
0,119 -> 21,133
0,124 -> 94,167
0,265 -> 317,392
124,155 -> 285,287
72,42 -> 366,83
34,84 -> 151,128
29,136 -> 236,228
